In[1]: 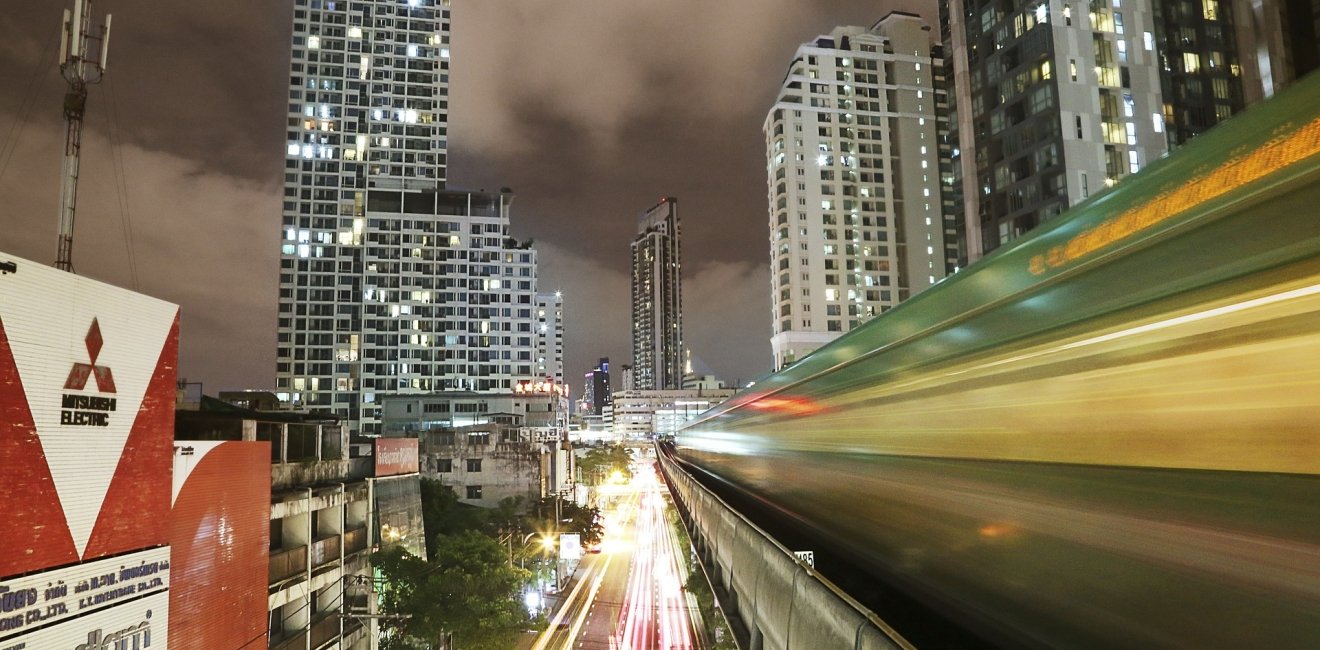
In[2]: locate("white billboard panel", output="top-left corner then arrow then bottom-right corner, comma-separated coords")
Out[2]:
0,591 -> 167,650
0,547 -> 169,641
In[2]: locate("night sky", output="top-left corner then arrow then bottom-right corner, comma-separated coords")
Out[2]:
0,0 -> 932,393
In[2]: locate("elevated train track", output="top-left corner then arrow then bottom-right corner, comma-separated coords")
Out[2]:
674,73 -> 1320,648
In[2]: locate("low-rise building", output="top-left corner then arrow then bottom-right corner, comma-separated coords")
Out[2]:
611,389 -> 737,437
177,396 -> 425,650
379,390 -> 573,509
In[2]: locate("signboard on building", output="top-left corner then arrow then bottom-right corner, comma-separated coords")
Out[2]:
375,437 -> 420,476
170,441 -> 270,648
0,251 -> 178,646
5,590 -> 168,650
559,533 -> 582,561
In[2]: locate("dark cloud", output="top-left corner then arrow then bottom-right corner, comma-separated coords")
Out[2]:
1,0 -> 935,392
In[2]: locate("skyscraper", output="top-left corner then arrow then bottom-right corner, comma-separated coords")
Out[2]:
940,0 -> 1167,264
582,357 -> 612,416
765,14 -> 957,370
277,1 -> 545,433
630,198 -> 684,390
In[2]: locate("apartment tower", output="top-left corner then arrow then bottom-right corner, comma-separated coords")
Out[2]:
630,198 -> 684,390
765,13 -> 957,370
278,0 -> 544,433
941,0 -> 1169,264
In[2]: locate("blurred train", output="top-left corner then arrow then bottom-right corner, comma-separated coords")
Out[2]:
675,72 -> 1320,648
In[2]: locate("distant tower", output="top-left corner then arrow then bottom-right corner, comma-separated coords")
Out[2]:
630,198 -> 684,390
535,292 -> 565,385
583,358 -> 612,415
55,0 -> 112,272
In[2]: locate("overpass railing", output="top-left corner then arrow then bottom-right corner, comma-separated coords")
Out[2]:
657,445 -> 913,650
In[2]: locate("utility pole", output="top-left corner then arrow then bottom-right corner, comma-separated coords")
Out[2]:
55,0 -> 112,272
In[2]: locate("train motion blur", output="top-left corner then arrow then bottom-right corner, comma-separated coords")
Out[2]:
675,73 -> 1320,647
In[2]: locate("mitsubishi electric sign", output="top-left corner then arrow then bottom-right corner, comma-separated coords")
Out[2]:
0,252 -> 178,646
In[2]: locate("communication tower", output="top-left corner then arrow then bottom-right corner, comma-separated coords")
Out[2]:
55,0 -> 112,272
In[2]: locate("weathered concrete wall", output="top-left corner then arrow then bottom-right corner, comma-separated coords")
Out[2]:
658,450 -> 911,650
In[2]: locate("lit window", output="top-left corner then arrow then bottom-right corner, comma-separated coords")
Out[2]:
407,44 -> 419,58
286,143 -> 300,156
1143,31 -> 1155,51
1183,52 -> 1201,73
308,36 -> 320,50
1035,4 -> 1048,23
441,47 -> 450,58
1152,112 -> 1164,133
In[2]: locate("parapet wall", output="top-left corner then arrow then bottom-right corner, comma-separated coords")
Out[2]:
657,449 -> 910,650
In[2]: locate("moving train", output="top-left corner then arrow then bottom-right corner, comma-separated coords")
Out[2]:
675,72 -> 1320,648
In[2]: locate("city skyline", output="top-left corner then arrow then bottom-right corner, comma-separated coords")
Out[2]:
0,0 -> 933,393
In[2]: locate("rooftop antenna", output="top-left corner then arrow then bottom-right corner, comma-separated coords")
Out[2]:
55,0 -> 112,272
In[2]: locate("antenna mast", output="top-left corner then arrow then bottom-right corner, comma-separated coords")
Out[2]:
55,0 -> 112,272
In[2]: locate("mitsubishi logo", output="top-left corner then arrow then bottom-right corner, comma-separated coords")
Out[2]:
65,318 -> 116,393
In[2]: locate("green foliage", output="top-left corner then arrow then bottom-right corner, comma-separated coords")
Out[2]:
375,534 -> 531,650
419,479 -> 525,557
528,496 -> 603,546
577,444 -> 634,485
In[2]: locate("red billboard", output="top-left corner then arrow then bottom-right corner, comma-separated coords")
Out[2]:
376,437 -> 420,476
170,440 -> 270,649
1,251 -> 178,645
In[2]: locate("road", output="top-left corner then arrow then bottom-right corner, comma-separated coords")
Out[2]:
529,460 -> 704,650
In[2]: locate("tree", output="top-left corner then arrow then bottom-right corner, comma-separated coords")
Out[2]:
419,479 -> 525,558
529,496 -> 603,546
577,444 -> 634,485
376,533 -> 531,650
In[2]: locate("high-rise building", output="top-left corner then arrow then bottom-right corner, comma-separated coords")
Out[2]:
941,0 -> 1168,264
1151,0 -> 1249,149
534,291 -> 565,385
278,1 -> 547,434
1233,0 -> 1320,103
582,357 -> 612,416
765,14 -> 957,370
630,198 -> 684,389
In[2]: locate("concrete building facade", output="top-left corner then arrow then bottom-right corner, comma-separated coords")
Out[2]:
611,389 -> 736,438
765,14 -> 957,369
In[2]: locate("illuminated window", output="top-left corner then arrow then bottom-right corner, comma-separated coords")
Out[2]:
1152,113 -> 1164,133
1202,0 -> 1218,20
1144,32 -> 1155,51
308,36 -> 320,50
1183,52 -> 1201,73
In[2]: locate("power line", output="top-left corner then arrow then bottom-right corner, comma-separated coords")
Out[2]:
0,20 -> 60,186
102,72 -> 139,288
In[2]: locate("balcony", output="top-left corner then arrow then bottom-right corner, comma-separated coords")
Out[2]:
310,613 -> 342,649
344,526 -> 369,555
310,535 -> 342,569
270,545 -> 308,585
270,629 -> 308,650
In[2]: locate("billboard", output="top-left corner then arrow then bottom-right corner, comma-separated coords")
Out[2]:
169,441 -> 270,649
0,251 -> 178,646
375,437 -> 419,476
4,591 -> 168,650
